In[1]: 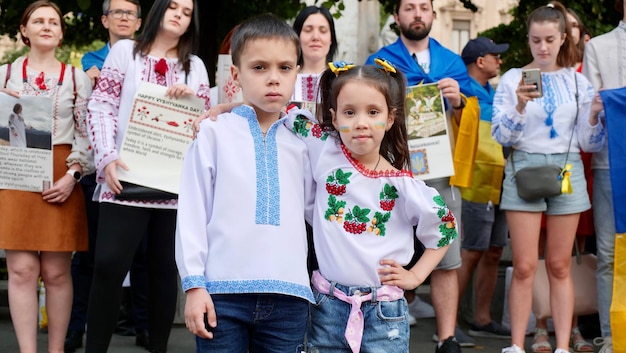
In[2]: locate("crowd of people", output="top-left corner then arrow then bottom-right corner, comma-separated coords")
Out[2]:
0,0 -> 623,353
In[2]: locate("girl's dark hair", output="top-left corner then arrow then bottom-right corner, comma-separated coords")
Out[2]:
292,6 -> 338,66
20,0 -> 66,46
527,1 -> 578,68
133,0 -> 199,74
617,0 -> 625,14
317,64 -> 410,170
13,103 -> 23,113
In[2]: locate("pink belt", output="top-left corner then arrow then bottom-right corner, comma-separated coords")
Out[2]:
311,270 -> 404,353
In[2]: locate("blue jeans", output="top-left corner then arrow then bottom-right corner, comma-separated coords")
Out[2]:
593,169 -> 615,337
196,294 -> 308,353
307,285 -> 410,353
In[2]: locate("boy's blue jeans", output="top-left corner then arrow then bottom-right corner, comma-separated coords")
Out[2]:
195,293 -> 308,353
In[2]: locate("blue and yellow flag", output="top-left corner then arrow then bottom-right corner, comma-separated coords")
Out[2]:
600,87 -> 626,352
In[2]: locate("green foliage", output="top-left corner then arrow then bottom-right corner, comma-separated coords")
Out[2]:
480,0 -> 621,72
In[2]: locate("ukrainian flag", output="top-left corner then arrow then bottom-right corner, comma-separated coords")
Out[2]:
600,87 -> 626,352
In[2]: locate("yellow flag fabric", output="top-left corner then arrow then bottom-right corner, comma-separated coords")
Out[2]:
612,233 -> 626,352
449,95 -> 479,188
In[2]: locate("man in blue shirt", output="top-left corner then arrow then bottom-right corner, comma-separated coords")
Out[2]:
366,1 -> 477,352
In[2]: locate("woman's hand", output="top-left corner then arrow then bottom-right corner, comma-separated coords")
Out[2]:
192,102 -> 241,138
516,77 -> 541,114
42,174 -> 77,203
104,160 -> 129,194
2,88 -> 19,98
589,92 -> 603,126
166,83 -> 195,99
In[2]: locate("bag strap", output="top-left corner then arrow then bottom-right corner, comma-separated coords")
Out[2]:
510,71 -> 579,174
3,62 -> 11,89
574,239 -> 582,265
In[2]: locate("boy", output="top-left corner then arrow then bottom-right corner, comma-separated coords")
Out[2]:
175,13 -> 314,352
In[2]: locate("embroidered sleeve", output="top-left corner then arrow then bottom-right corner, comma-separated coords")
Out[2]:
492,69 -> 527,147
68,68 -> 95,174
87,40 -> 131,182
190,56 -> 211,110
576,74 -> 605,152
404,179 -> 457,249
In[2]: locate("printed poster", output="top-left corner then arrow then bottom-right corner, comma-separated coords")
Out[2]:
117,82 -> 204,194
217,54 -> 243,104
0,93 -> 53,192
406,83 -> 454,180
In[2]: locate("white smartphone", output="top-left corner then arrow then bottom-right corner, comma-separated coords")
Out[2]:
522,68 -> 543,97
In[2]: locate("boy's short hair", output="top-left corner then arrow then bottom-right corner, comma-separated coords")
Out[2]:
230,13 -> 300,66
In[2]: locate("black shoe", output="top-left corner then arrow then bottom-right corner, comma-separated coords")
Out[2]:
436,336 -> 462,353
135,329 -> 150,349
64,330 -> 83,353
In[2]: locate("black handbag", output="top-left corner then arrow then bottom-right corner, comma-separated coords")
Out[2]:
511,72 -> 578,201
114,181 -> 178,201
513,164 -> 564,201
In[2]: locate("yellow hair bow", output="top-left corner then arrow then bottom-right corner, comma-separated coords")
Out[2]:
374,57 -> 397,74
328,61 -> 356,75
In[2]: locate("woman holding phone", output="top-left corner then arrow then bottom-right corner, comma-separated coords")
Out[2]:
491,2 -> 605,353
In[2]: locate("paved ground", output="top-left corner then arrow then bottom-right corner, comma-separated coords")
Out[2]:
0,308 -> 520,353
0,298 -> 534,353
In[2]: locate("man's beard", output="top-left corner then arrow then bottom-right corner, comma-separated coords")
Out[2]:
399,20 -> 431,41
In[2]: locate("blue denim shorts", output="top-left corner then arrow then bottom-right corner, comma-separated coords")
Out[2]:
307,283 -> 410,353
195,294 -> 308,353
500,151 -> 590,215
461,200 -> 508,250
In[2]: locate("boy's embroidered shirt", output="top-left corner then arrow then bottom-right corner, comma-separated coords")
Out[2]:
289,112 -> 457,287
175,106 -> 315,302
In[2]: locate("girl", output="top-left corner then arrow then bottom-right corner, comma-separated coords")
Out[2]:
0,1 -> 94,352
491,2 -> 604,353
86,0 -> 210,352
291,60 -> 455,352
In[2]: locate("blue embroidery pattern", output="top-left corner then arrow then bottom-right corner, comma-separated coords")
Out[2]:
207,279 -> 315,303
233,105 -> 281,226
181,275 -> 207,292
541,74 -> 558,138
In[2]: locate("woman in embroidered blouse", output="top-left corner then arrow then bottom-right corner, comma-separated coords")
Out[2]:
491,2 -> 605,353
85,0 -> 209,352
0,1 -> 94,352
291,6 -> 338,103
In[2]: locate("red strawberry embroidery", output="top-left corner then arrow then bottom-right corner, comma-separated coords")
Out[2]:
379,184 -> 399,211
342,205 -> 370,235
343,220 -> 367,234
312,124 -> 323,138
442,210 -> 455,222
325,169 -> 352,196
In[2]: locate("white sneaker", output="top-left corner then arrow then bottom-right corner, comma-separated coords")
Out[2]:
408,314 -> 417,326
594,336 -> 613,353
408,296 -> 435,319
501,344 -> 525,353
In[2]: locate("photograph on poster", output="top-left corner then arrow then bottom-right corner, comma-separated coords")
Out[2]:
0,93 -> 53,191
405,83 -> 454,180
